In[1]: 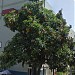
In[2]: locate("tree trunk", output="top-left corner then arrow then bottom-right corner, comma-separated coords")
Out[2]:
43,66 -> 44,75
28,64 -> 32,75
53,69 -> 55,75
36,67 -> 41,75
32,66 -> 37,75
70,67 -> 72,75
32,64 -> 42,75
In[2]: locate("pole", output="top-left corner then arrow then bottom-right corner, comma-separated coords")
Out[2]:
44,0 -> 45,7
0,0 -> 3,19
53,69 -> 54,75
43,66 -> 44,75
1,0 -> 3,16
28,66 -> 32,75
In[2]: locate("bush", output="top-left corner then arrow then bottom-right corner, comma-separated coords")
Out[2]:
57,72 -> 67,75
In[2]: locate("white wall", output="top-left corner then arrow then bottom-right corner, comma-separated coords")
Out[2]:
0,17 -> 16,51
45,0 -> 52,10
69,29 -> 75,42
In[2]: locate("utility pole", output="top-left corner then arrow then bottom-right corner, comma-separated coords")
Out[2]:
44,0 -> 45,7
1,0 -> 3,15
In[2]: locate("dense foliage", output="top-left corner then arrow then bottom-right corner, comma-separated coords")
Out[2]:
0,2 -> 74,75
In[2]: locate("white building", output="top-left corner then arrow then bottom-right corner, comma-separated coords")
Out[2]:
69,29 -> 75,42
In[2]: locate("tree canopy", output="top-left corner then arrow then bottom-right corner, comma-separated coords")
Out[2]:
0,1 -> 74,75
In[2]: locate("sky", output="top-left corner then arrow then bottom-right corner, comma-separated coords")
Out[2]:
47,0 -> 75,31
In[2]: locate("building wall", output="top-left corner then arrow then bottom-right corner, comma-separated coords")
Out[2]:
69,29 -> 75,42
45,0 -> 52,10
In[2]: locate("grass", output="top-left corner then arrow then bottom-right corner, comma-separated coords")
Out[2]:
56,72 -> 68,75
